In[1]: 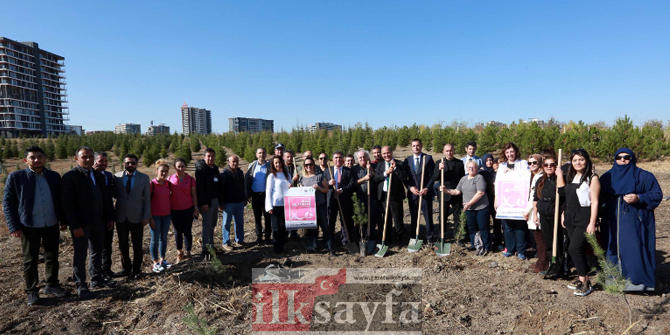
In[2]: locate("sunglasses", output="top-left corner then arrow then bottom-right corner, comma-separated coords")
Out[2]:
543,163 -> 557,167
616,155 -> 631,161
124,161 -> 137,165
305,163 -> 315,167
319,157 -> 327,160
528,161 -> 539,166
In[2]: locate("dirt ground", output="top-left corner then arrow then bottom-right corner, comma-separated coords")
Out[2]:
0,147 -> 668,335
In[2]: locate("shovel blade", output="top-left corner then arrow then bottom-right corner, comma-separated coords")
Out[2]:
407,238 -> 423,253
375,243 -> 388,258
435,241 -> 451,256
544,262 -> 561,279
345,241 -> 360,255
366,240 -> 376,254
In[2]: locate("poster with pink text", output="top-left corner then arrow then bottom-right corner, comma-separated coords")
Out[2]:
284,187 -> 318,230
495,170 -> 531,220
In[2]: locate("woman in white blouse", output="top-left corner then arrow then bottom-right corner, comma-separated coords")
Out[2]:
265,155 -> 292,253
495,142 -> 530,260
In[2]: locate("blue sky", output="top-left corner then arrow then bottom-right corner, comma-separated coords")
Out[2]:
4,1 -> 669,133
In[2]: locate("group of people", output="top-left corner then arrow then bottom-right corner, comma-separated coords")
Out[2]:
3,140 -> 662,305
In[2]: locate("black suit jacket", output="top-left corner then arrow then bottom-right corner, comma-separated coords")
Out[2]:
323,165 -> 355,206
61,166 -> 114,230
374,159 -> 408,202
428,157 -> 465,202
352,165 -> 377,201
403,153 -> 435,201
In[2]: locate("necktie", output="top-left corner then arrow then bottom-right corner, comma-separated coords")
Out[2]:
386,162 -> 391,190
126,175 -> 133,194
415,157 -> 419,173
89,170 -> 96,186
335,168 -> 341,188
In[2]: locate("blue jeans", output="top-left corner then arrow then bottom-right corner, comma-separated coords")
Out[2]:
502,219 -> 527,255
223,202 -> 245,245
465,207 -> 491,251
150,215 -> 171,260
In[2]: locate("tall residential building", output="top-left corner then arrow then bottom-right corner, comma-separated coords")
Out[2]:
147,121 -> 170,136
0,37 -> 69,137
228,117 -> 274,134
115,123 -> 141,135
309,122 -> 342,133
181,103 -> 211,135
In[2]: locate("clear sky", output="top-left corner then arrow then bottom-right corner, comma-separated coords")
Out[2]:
4,1 -> 669,133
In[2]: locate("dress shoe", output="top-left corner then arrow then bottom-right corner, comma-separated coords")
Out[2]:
44,285 -> 71,298
77,287 -> 93,300
27,292 -> 41,305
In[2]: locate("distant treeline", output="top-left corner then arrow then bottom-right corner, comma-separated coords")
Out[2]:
1,116 -> 668,168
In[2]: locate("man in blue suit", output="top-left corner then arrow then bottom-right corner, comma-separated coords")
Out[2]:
325,151 -> 357,246
403,139 -> 435,245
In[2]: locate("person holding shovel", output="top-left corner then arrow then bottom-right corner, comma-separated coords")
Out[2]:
324,151 -> 357,248
354,150 -> 380,241
431,144 -> 465,245
531,155 -> 564,275
374,146 -> 408,246
404,139 -> 435,246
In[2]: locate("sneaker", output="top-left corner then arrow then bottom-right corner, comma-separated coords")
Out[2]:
27,292 -> 41,305
502,252 -> 514,257
77,287 -> 93,300
222,244 -> 234,252
497,245 -> 505,252
518,254 -> 527,260
152,263 -> 165,273
574,281 -> 593,296
161,260 -> 172,269
567,278 -> 581,290
44,285 -> 71,298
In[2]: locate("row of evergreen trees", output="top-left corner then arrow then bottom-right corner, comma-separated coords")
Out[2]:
0,116 -> 667,168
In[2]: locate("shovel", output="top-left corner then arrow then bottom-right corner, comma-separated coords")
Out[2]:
330,164 -> 360,255
361,166 -> 376,256
435,164 -> 451,256
545,149 -> 563,279
375,170 -> 393,257
408,157 -> 426,253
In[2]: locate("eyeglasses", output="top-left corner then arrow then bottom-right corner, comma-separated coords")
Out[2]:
543,163 -> 557,167
528,161 -> 539,166
616,155 -> 631,161
319,157 -> 327,160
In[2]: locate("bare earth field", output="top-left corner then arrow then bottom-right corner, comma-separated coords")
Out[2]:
0,148 -> 668,335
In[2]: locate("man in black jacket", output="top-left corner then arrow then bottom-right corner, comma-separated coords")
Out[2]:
61,147 -> 116,300
195,148 -> 224,257
325,151 -> 357,245
93,151 -> 121,279
221,155 -> 246,250
353,150 -> 379,240
429,143 -> 465,243
374,146 -> 408,245
404,139 -> 436,245
3,146 -> 70,305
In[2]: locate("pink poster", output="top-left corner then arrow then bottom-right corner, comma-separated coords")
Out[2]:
495,170 -> 531,220
284,187 -> 318,230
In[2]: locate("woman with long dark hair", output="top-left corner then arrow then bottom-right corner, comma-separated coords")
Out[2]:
557,149 -> 600,296
495,142 -> 530,260
531,155 -> 563,275
265,155 -> 291,253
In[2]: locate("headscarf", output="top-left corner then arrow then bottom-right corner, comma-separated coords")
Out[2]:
481,153 -> 494,173
601,147 -> 639,195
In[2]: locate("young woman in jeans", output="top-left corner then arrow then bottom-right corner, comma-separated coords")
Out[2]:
265,155 -> 291,253
169,158 -> 199,263
557,149 -> 600,296
441,161 -> 490,255
150,160 -> 173,273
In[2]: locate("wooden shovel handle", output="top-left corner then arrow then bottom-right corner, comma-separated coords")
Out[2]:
551,149 -> 563,258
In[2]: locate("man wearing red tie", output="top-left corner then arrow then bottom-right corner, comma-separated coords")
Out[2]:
326,151 -> 356,247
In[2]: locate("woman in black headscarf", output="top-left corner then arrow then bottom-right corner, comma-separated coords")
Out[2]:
600,148 -> 663,291
480,153 -> 503,249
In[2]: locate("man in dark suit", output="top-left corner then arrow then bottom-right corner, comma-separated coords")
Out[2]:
374,146 -> 408,245
61,147 -> 116,299
353,150 -> 379,240
324,151 -> 357,246
404,139 -> 435,245
93,151 -> 121,279
4,146 -> 70,305
429,143 -> 465,242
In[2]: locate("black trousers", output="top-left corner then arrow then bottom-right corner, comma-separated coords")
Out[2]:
252,192 -> 272,241
172,207 -> 194,251
271,206 -> 287,253
72,222 -> 105,288
408,195 -> 434,241
381,196 -> 404,243
565,208 -> 591,277
489,206 -> 503,246
102,222 -> 115,274
361,196 -> 381,240
117,220 -> 144,275
437,196 -> 463,240
21,225 -> 60,293
328,198 -> 357,244
541,214 -> 564,271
